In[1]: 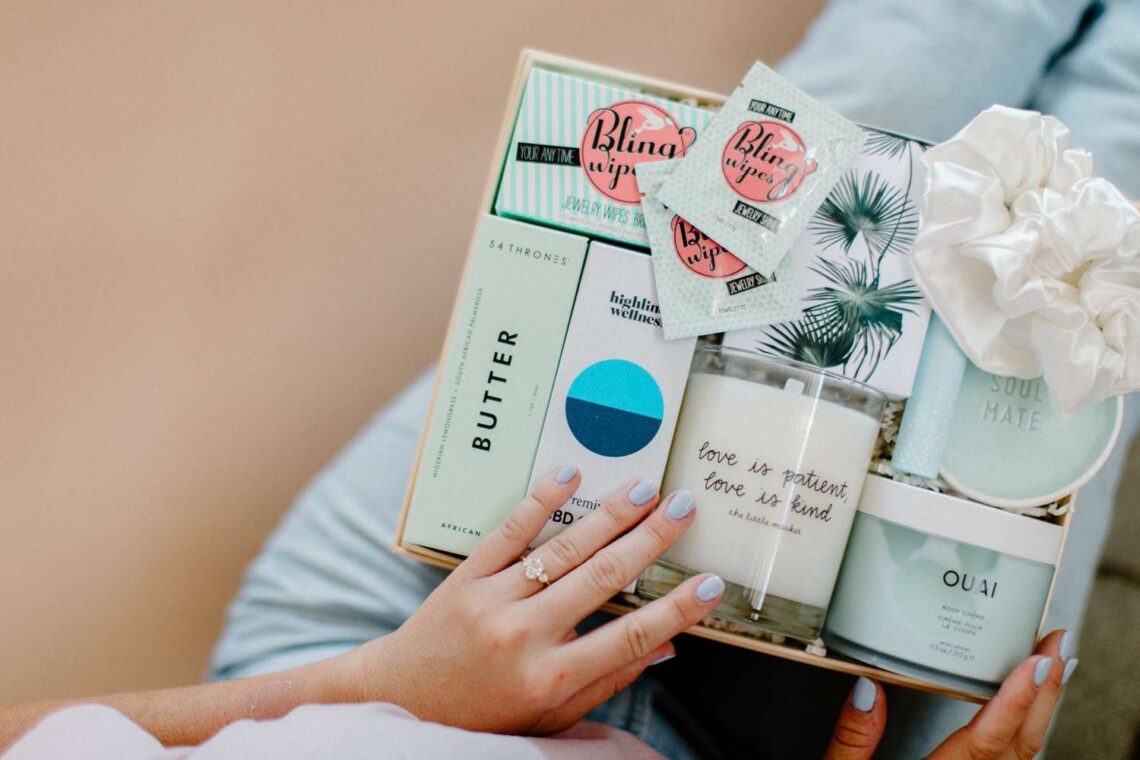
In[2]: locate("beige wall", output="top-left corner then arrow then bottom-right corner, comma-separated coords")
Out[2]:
0,1 -> 825,702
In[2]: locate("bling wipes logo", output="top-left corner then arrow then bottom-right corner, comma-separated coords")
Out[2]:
722,120 -> 818,203
580,101 -> 696,204
670,216 -> 747,279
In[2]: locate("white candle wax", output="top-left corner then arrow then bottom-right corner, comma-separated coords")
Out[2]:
662,371 -> 879,610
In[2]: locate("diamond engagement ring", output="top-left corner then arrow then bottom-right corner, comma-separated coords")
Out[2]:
521,554 -> 550,586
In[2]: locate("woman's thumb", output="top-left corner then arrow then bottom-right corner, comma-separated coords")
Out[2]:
824,677 -> 887,760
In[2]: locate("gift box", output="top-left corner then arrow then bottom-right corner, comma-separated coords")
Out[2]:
395,49 -> 1075,703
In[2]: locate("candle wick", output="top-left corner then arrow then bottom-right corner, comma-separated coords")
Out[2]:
783,378 -> 805,395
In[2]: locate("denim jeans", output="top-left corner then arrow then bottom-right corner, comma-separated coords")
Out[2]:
210,2 -> 1140,756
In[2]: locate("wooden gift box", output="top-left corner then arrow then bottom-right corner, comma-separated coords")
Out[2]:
393,49 -> 1074,704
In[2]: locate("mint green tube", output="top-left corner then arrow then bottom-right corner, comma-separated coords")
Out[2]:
891,316 -> 968,478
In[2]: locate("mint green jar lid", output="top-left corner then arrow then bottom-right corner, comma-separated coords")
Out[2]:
940,363 -> 1123,509
858,475 -> 1063,563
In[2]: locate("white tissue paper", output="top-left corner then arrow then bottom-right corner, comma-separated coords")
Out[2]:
912,105 -> 1140,417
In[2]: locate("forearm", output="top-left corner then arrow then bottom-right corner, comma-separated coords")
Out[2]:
0,653 -> 358,751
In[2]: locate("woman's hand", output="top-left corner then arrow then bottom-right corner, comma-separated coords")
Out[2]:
342,465 -> 723,735
824,629 -> 1077,759
0,466 -> 717,750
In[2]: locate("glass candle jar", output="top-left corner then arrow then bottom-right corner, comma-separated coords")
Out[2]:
638,345 -> 885,641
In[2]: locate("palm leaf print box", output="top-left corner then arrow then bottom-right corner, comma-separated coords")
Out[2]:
495,67 -> 713,247
722,127 -> 933,398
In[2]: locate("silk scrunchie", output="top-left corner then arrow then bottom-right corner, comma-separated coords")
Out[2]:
912,105 -> 1140,417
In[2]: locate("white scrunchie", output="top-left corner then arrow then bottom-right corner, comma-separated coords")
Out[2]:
912,104 -> 1140,417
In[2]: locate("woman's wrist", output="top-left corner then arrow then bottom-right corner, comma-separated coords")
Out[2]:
330,632 -> 410,709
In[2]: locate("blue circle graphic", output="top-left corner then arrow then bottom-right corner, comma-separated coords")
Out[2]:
565,359 -> 664,457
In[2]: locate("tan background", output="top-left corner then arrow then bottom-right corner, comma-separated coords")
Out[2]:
6,6 -> 1140,756
0,1 -> 828,703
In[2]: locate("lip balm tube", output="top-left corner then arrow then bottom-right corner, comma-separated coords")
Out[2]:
891,316 -> 968,479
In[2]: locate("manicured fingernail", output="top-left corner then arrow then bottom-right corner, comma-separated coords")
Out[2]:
852,676 -> 876,712
554,464 -> 578,484
1062,658 -> 1079,685
667,490 -> 695,520
696,575 -> 725,602
650,653 -> 675,666
1059,631 -> 1075,661
628,479 -> 658,506
1034,657 -> 1053,687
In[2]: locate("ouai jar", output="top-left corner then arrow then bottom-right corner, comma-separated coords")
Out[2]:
638,345 -> 884,642
824,476 -> 1064,695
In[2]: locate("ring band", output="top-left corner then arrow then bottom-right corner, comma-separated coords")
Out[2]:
521,554 -> 550,586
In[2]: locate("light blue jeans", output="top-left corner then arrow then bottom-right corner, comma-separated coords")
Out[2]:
210,2 -> 1140,757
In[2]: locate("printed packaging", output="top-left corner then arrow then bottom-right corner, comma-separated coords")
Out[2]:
395,51 -> 1072,705
403,214 -> 588,556
722,127 -> 932,398
496,67 -> 713,247
528,241 -> 697,545
637,159 -> 800,339
825,476 -> 1064,694
657,62 -> 865,274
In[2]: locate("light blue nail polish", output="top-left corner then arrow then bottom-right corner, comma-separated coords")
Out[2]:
1062,658 -> 1079,685
650,653 -> 676,667
628,479 -> 658,506
554,464 -> 578,484
696,575 -> 725,602
1060,631 -> 1075,661
1034,657 -> 1053,687
667,490 -> 694,520
852,676 -> 876,712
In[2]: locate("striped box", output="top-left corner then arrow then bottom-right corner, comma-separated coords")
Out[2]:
495,67 -> 713,247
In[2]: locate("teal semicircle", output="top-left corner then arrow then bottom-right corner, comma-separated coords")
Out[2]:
565,359 -> 664,419
565,360 -> 664,458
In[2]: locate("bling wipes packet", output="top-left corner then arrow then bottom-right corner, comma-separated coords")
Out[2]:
637,159 -> 800,339
656,62 -> 865,274
495,67 -> 713,247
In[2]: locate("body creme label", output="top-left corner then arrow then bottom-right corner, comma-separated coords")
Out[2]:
825,511 -> 1057,686
580,100 -> 695,204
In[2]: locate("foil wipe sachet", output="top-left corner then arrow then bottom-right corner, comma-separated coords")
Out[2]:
657,62 -> 865,275
637,159 -> 799,340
